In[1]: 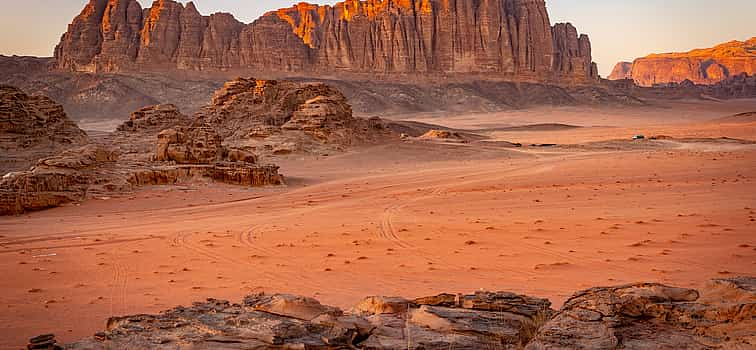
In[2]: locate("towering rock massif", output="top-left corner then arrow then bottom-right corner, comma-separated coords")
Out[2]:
609,37 -> 756,86
54,0 -> 598,82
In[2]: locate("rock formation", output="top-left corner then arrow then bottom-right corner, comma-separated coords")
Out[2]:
608,61 -> 633,80
0,145 -> 119,215
42,277 -> 754,349
0,85 -> 88,173
154,126 -> 224,164
116,104 -> 190,133
196,77 -> 380,156
609,37 -> 756,86
527,277 -> 756,349
54,0 -> 598,82
0,81 -> 290,215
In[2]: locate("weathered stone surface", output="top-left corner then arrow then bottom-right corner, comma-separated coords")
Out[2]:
0,145 -> 118,215
49,278 -> 755,349
207,163 -> 283,186
62,289 -> 554,350
244,293 -> 341,321
0,85 -> 88,173
116,104 -> 189,133
55,0 -> 598,82
351,296 -> 414,315
195,77 -> 376,157
613,37 -> 756,86
552,23 -> 597,81
154,126 -> 224,164
525,277 -> 756,349
200,77 -> 354,138
608,61 -> 633,80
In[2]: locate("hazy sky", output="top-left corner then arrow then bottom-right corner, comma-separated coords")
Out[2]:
0,0 -> 753,76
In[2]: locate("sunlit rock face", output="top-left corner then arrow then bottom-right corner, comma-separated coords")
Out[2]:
54,0 -> 598,82
609,37 -> 756,86
608,62 -> 633,80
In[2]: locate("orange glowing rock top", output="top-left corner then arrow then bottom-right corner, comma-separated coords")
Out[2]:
273,0 -> 435,46
645,37 -> 756,59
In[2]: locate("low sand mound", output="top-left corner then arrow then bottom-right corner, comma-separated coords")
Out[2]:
714,111 -> 756,123
492,123 -> 582,132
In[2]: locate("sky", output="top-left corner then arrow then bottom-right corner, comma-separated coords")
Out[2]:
0,0 -> 753,76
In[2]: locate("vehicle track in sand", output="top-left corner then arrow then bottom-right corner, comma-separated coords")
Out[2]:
0,236 -> 160,254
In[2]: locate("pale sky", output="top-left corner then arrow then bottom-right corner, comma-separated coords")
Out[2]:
0,0 -> 753,76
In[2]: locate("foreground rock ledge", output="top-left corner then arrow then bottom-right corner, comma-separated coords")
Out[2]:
33,277 -> 755,349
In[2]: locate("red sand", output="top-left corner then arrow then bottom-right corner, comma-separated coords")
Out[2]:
1,102 -> 755,348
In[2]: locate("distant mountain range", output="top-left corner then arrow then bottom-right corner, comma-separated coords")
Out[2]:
609,37 -> 756,86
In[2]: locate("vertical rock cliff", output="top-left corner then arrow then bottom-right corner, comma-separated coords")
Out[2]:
54,0 -> 598,82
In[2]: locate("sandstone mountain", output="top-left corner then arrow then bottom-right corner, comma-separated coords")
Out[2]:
54,0 -> 598,82
36,277 -> 756,349
610,37 -> 756,86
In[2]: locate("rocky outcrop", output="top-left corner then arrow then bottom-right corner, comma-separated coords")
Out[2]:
0,145 -> 119,215
54,0 -> 598,82
0,85 -> 88,173
552,23 -> 597,81
608,61 -> 633,80
154,126 -> 224,164
127,164 -> 283,187
526,277 -> 756,349
61,290 -> 553,349
116,104 -> 189,133
47,277 -> 755,349
610,37 -> 756,86
195,77 -> 376,156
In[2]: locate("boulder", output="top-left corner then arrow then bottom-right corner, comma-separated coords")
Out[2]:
244,293 -> 341,321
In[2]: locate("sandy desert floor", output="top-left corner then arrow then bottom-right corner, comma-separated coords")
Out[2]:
1,100 -> 756,348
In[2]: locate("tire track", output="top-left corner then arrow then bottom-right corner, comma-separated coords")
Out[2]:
0,236 -> 159,254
